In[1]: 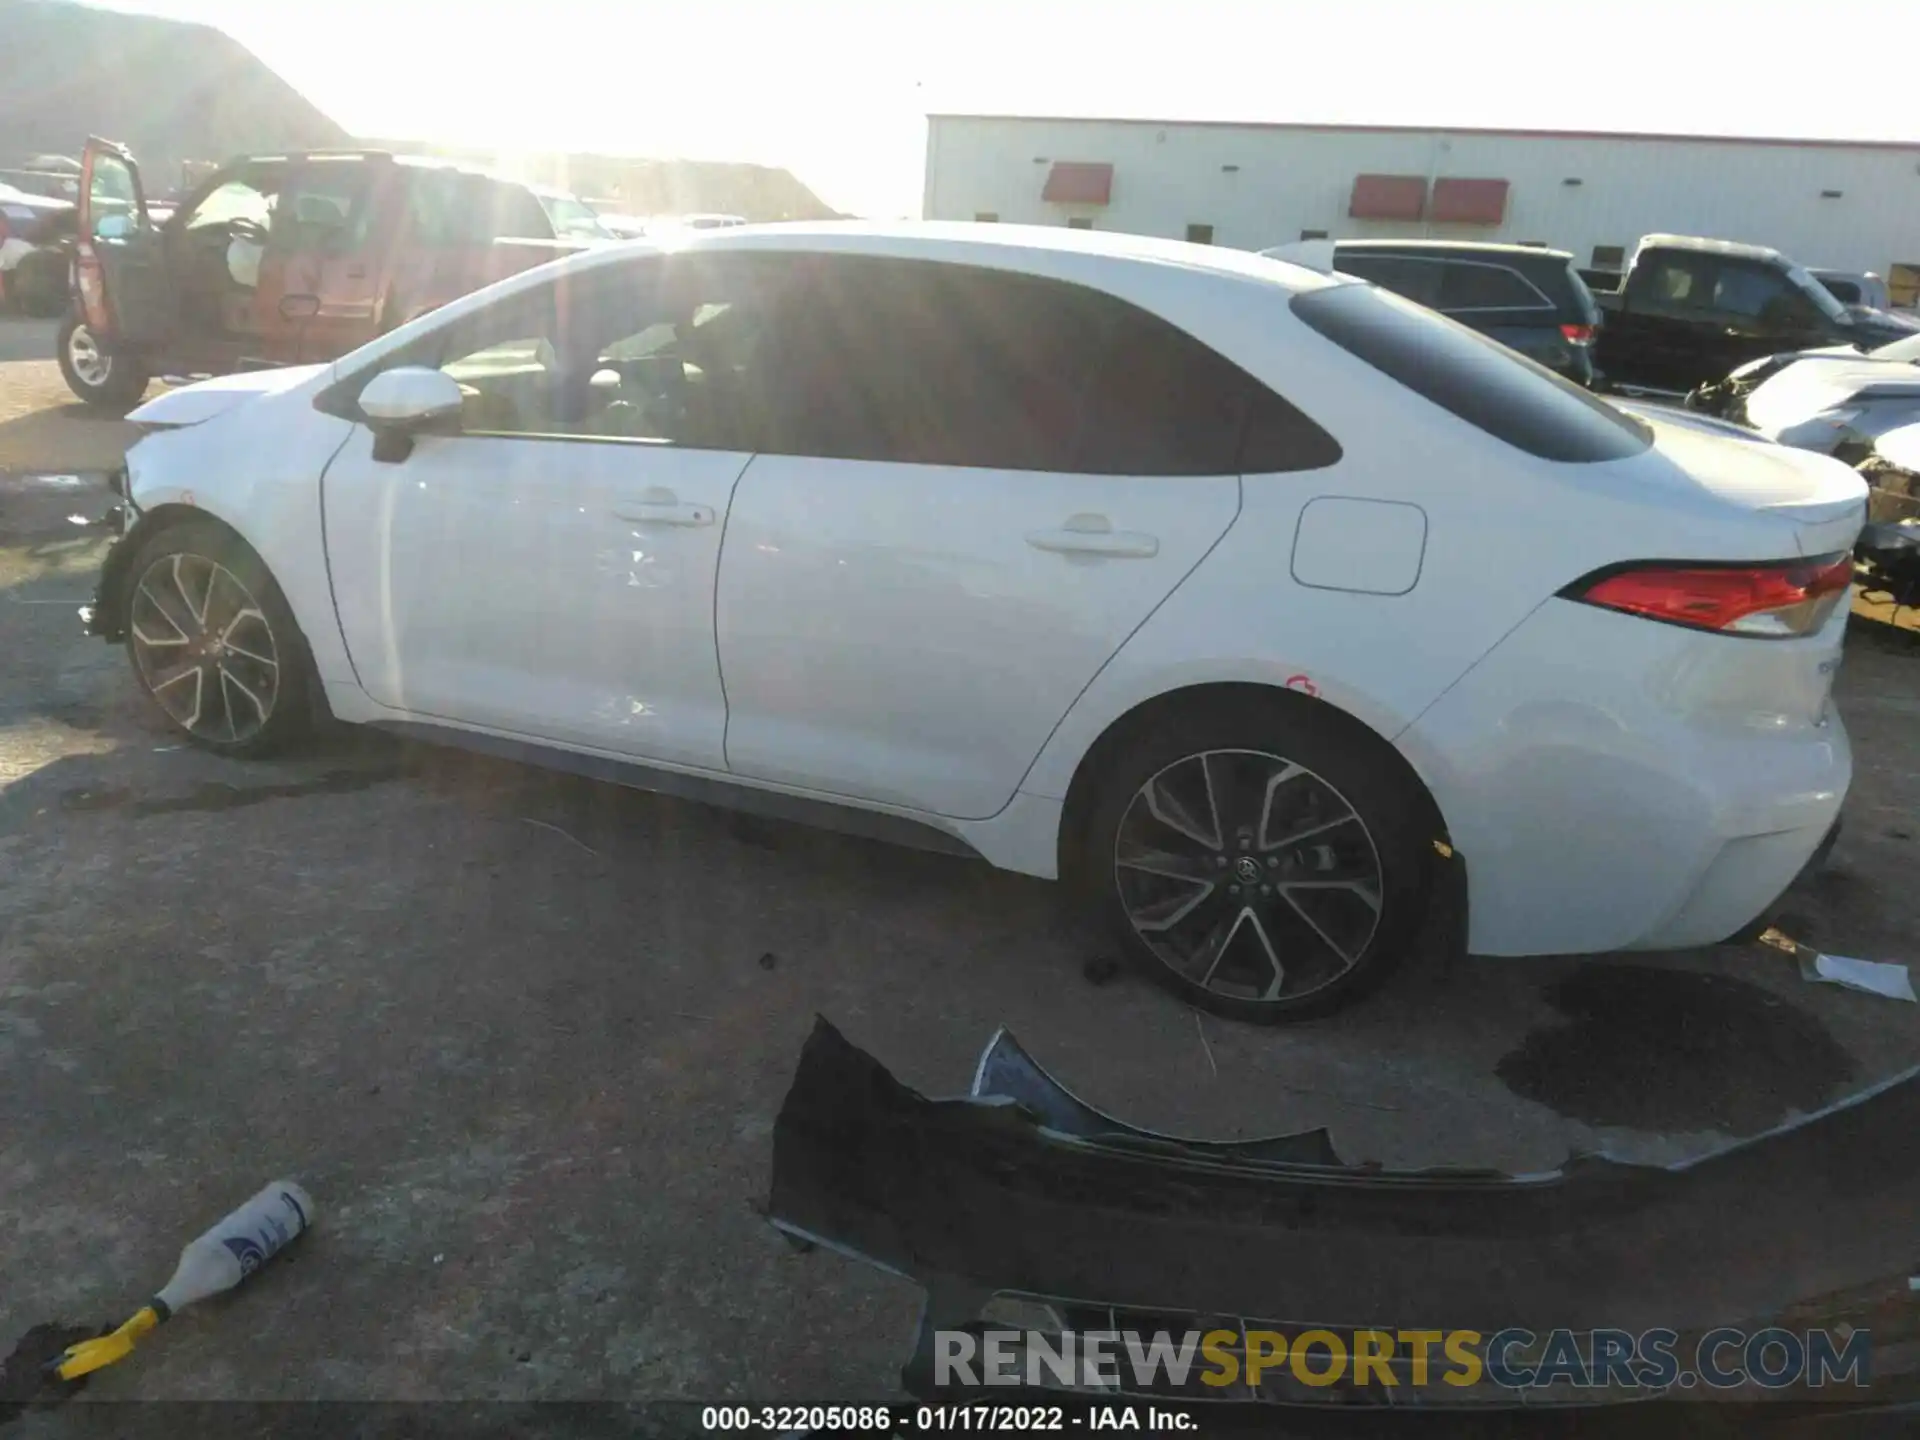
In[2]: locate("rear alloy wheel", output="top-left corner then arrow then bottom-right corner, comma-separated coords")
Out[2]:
1083,700 -> 1432,1021
123,523 -> 313,756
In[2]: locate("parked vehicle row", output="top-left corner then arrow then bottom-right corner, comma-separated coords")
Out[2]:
58,137 -> 616,409
0,180 -> 73,316
1260,239 -> 1601,385
1588,235 -> 1912,396
82,223 -> 1862,1020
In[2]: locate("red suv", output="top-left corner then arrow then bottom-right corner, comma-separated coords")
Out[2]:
63,138 -> 613,408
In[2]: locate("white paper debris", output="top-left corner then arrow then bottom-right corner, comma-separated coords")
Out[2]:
1800,951 -> 1917,1003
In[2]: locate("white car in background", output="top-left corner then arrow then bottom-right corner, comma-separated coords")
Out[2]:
83,223 -> 1862,1019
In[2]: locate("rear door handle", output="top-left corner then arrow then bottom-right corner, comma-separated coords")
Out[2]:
1026,514 -> 1159,559
613,490 -> 714,526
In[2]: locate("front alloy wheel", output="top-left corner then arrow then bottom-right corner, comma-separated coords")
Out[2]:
129,551 -> 281,745
1114,749 -> 1384,1006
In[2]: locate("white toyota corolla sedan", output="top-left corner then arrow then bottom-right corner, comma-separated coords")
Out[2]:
83,222 -> 1863,1020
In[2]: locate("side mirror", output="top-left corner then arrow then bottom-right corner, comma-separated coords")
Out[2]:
358,366 -> 464,463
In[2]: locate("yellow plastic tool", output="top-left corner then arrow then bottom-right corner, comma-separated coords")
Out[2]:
53,1305 -> 163,1381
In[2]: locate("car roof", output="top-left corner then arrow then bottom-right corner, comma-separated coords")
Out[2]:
1636,233 -> 1785,264
1332,239 -> 1574,262
683,220 -> 1348,286
339,220 -> 1351,375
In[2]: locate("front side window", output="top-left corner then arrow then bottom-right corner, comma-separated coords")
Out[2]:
1292,282 -> 1652,463
1711,263 -> 1794,320
86,152 -> 140,238
402,257 -> 780,448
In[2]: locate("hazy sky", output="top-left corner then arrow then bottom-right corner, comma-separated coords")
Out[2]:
97,0 -> 1917,217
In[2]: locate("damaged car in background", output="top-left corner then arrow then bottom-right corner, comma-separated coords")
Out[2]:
1686,331 -> 1920,463
765,1018 -> 1920,1426
1854,422 -> 1920,624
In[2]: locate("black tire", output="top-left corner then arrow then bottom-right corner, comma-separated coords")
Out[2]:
121,519 -> 316,758
1079,693 -> 1435,1023
56,311 -> 150,410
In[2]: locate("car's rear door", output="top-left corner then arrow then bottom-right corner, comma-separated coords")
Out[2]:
252,158 -> 387,363
74,138 -> 173,344
713,255 -> 1256,821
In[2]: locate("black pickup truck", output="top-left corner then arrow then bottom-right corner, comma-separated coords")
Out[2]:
1587,234 -> 1911,395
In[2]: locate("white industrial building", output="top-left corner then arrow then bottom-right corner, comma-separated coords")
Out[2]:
922,115 -> 1920,304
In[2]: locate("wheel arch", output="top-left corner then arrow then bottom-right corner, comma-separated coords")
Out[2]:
1054,681 -> 1452,889
95,504 -> 236,641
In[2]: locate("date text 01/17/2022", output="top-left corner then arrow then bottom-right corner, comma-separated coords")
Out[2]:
699,1403 -> 1200,1431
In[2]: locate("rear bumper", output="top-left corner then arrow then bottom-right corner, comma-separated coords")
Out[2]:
1719,815 -> 1842,945
1399,598 -> 1852,957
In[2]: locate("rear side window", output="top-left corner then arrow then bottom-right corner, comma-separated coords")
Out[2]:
765,257 -> 1339,475
1291,283 -> 1651,463
1437,262 -> 1548,311
1336,255 -> 1444,307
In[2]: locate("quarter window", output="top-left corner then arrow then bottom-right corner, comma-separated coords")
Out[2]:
1292,283 -> 1651,463
1437,262 -> 1548,310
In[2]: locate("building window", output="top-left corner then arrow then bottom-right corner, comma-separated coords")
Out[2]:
974,212 -> 999,223
1591,244 -> 1626,271
1185,223 -> 1214,244
1300,229 -> 1329,241
1066,217 -> 1093,230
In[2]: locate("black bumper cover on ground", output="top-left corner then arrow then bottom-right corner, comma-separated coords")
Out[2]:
766,1018 -> 1920,1430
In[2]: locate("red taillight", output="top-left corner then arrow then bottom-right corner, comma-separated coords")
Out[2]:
1571,555 -> 1853,637
1560,322 -> 1595,345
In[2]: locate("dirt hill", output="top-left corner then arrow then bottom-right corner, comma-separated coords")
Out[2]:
0,0 -> 841,220
360,142 -> 844,223
0,0 -> 350,194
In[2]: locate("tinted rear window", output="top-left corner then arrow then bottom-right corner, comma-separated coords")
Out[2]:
1291,284 -> 1651,463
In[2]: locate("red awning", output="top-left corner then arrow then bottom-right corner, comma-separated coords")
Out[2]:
1348,174 -> 1428,221
1431,177 -> 1510,225
1042,162 -> 1113,205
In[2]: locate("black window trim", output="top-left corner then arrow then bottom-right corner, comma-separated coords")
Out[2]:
316,249 -> 1344,476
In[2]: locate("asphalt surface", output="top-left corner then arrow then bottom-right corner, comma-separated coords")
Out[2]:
3,316 -> 1920,1408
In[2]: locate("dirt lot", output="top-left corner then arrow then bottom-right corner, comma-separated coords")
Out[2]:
3,320 -> 1919,1408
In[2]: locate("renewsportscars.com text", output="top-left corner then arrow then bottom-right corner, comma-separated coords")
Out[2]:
935,1325 -> 1871,1393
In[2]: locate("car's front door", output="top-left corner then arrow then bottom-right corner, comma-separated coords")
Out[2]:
714,255 -> 1285,821
319,256 -> 772,768
75,138 -> 173,345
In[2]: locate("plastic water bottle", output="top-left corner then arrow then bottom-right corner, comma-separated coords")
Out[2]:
154,1181 -> 314,1313
54,1181 -> 315,1381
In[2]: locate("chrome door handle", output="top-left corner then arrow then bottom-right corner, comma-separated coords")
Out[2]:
614,501 -> 714,526
1026,514 -> 1159,558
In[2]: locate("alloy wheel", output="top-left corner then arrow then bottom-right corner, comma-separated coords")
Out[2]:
129,553 -> 280,744
1113,749 -> 1384,1004
67,323 -> 112,388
